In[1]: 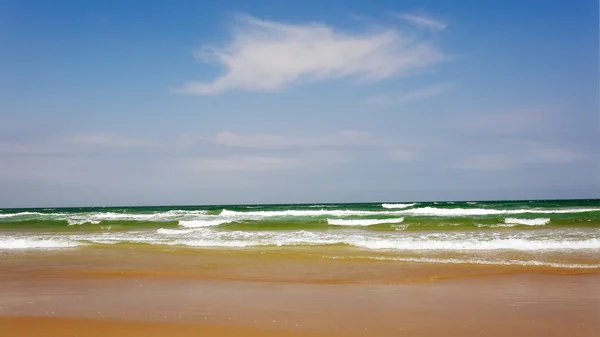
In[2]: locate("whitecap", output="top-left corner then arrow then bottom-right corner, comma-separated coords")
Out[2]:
381,203 -> 416,209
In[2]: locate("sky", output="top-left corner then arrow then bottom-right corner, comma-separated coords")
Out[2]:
0,0 -> 598,207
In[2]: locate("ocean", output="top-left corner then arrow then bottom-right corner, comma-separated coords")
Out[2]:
1,199 -> 599,269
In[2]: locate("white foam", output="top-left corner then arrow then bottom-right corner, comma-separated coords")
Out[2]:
334,256 -> 600,269
352,238 -> 600,251
179,219 -> 234,227
327,218 -> 404,226
381,203 -> 416,209
400,207 -> 600,216
504,218 -> 550,226
0,210 -> 210,223
74,228 -> 600,252
6,227 -> 600,253
0,238 -> 81,249
476,223 -> 519,228
218,207 -> 600,219
156,228 -> 199,235
67,219 -> 101,226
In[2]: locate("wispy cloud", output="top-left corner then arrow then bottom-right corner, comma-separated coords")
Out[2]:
453,154 -> 516,170
213,130 -> 372,149
366,82 -> 454,106
459,103 -> 565,136
179,151 -> 351,172
176,14 -> 446,95
452,140 -> 590,171
397,13 -> 447,31
388,150 -> 416,162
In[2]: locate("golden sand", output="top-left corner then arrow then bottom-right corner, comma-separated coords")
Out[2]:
1,246 -> 599,336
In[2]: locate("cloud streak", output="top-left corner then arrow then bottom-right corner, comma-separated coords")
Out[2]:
176,14 -> 446,95
366,82 -> 454,106
452,139 -> 590,170
397,13 -> 447,31
213,130 -> 372,149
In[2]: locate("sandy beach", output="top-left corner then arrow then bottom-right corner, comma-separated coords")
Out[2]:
1,246 -> 599,336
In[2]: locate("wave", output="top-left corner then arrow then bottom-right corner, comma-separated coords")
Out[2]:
162,237 -> 600,250
352,238 -> 600,251
476,223 -> 519,228
0,212 -> 46,218
0,237 -> 81,249
179,219 -> 234,227
156,228 -> 199,235
0,210 -> 210,223
220,207 -> 600,218
504,218 -> 550,226
68,219 -> 101,226
327,218 -> 404,226
399,207 -> 600,216
381,203 -> 416,209
4,228 -> 600,251
1,206 -> 598,227
219,209 -> 405,217
335,256 -> 600,269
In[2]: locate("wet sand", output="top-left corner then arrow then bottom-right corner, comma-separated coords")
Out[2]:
1,247 -> 599,336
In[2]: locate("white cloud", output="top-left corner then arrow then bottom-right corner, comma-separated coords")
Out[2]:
397,13 -> 447,31
213,130 -> 372,149
176,14 -> 446,95
366,82 -> 454,106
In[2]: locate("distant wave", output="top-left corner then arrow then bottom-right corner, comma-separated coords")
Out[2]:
0,210 -> 209,223
399,207 -> 600,216
327,218 -> 404,226
1,207 -> 598,225
381,203 -> 416,209
219,209 -> 405,217
0,212 -> 46,218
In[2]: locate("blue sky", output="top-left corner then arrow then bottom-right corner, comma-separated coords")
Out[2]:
0,0 -> 598,207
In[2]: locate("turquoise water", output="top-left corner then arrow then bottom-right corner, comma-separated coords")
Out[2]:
1,199 -> 600,268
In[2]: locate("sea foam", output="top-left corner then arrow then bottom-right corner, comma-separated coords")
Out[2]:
335,256 -> 600,269
179,219 -> 234,227
504,218 -> 550,226
400,207 -> 600,216
327,218 -> 404,226
220,209 -> 405,217
0,237 -> 81,249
